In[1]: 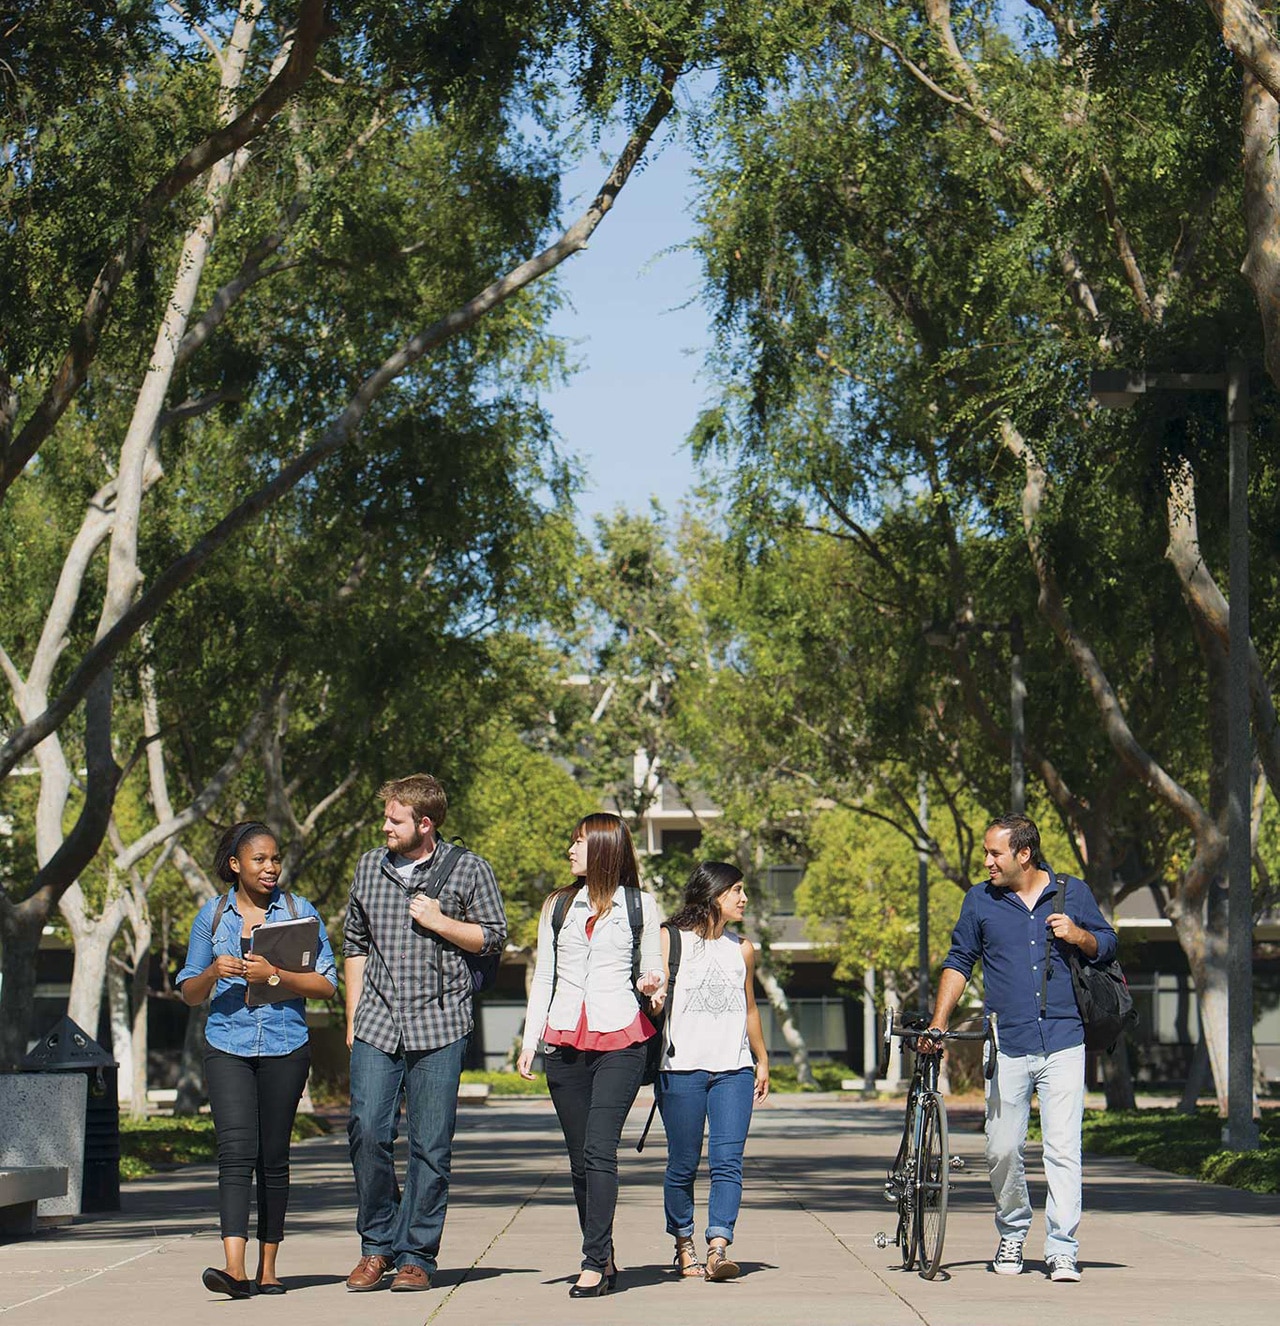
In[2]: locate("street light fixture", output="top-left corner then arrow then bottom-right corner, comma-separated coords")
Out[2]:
1088,362 -> 1257,1152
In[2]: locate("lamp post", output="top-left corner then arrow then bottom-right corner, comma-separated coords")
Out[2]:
1088,364 -> 1258,1151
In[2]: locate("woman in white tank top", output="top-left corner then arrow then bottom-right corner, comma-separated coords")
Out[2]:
653,862 -> 769,1282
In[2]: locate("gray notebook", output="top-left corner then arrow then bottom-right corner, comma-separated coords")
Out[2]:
247,915 -> 320,1006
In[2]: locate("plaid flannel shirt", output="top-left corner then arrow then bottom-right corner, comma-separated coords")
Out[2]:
343,842 -> 507,1053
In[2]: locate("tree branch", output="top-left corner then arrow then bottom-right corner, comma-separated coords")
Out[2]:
0,0 -> 327,500
1206,0 -> 1280,104
0,63 -> 682,780
1100,164 -> 1154,321
1002,418 -> 1221,852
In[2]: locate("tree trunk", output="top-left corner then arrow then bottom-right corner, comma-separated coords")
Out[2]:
1181,901 -> 1231,1116
1099,1041 -> 1136,1110
107,963 -> 134,1108
0,900 -> 46,1068
174,1002 -> 209,1115
60,884 -> 126,1041
129,929 -> 151,1119
755,957 -> 814,1086
1179,1035 -> 1211,1113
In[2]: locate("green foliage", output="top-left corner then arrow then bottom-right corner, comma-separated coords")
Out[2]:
769,1061 -> 850,1092
119,1110 -> 331,1181
459,1068 -> 549,1095
450,727 -> 599,949
1028,1108 -> 1280,1195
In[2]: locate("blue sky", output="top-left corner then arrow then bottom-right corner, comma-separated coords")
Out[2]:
541,124 -> 716,528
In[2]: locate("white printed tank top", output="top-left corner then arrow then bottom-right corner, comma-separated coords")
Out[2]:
662,929 -> 752,1073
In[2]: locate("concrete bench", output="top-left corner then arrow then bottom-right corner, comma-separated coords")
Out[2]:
457,1082 -> 491,1105
0,1166 -> 69,1236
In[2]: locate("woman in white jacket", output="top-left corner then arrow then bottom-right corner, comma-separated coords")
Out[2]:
518,813 -> 662,1298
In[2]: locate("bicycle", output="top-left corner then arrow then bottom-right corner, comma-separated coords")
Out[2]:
873,1010 -> 998,1279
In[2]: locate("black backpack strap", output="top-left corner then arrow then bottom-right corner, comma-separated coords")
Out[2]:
625,885 -> 645,1006
548,889 -> 573,1008
283,891 -> 298,919
663,921 -> 683,1057
1039,870 -> 1059,1019
210,891 -> 234,940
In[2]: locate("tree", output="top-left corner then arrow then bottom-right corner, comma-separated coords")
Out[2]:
0,0 -> 697,1063
684,2 -> 1280,1108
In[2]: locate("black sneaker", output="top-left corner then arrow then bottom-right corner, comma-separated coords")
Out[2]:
992,1237 -> 1024,1275
1048,1254 -> 1081,1282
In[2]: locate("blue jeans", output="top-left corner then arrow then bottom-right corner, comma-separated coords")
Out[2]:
347,1036 -> 467,1273
659,1066 -> 754,1244
985,1043 -> 1086,1259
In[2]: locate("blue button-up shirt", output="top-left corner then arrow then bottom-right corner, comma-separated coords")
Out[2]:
177,889 -> 337,1057
941,871 -> 1118,1057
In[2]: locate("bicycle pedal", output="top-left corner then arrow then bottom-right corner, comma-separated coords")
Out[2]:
873,1231 -> 889,1249
949,1155 -> 965,1171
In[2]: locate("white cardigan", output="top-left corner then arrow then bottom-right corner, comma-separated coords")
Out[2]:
521,885 -> 662,1054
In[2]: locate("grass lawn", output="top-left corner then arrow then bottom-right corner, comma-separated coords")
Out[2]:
119,1113 -> 330,1181
1032,1107 -> 1280,1194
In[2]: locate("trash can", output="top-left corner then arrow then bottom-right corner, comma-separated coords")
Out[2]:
21,1016 -> 120,1212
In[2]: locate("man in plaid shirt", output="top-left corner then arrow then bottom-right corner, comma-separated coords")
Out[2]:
342,773 -> 507,1293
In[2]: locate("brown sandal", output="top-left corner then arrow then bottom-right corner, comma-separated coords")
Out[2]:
673,1237 -> 704,1278
705,1243 -> 740,1281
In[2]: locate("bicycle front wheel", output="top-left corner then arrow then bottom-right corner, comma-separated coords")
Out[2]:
897,1099 -> 919,1271
915,1091 -> 949,1279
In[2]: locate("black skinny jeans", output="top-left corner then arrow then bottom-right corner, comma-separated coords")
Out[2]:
204,1042 -> 311,1243
544,1041 -> 646,1271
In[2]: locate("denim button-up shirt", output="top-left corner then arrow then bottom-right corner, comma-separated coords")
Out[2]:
177,889 -> 337,1058
941,871 -> 1117,1057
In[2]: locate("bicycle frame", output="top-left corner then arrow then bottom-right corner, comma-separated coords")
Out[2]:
874,1011 -> 997,1280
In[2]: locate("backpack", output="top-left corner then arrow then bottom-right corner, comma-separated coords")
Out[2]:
1038,871 -> 1137,1054
417,839 -> 500,996
636,921 -> 682,1152
548,884 -> 661,1082
210,887 -> 298,936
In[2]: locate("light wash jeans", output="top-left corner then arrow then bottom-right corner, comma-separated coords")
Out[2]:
659,1066 -> 755,1244
985,1043 -> 1085,1260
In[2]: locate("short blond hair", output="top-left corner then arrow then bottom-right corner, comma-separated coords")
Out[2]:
378,773 -> 447,828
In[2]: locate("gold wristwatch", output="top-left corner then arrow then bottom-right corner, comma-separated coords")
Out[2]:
267,970 -> 281,987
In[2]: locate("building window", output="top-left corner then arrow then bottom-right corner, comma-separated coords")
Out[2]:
765,865 -> 803,916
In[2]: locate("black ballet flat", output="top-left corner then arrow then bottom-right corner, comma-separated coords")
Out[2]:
255,1281 -> 287,1295
568,1274 -> 611,1298
201,1267 -> 252,1299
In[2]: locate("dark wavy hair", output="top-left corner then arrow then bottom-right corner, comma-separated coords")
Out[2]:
668,861 -> 744,937
545,813 -> 641,919
213,820 -> 276,885
986,813 -> 1042,866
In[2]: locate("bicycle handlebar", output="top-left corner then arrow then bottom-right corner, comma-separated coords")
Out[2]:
877,1010 -> 999,1081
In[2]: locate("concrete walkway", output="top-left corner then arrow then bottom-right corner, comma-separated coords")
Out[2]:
0,1093 -> 1276,1325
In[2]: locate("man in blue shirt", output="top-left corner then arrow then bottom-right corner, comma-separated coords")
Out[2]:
922,813 -> 1116,1283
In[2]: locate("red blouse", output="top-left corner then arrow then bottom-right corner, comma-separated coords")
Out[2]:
541,913 -> 656,1051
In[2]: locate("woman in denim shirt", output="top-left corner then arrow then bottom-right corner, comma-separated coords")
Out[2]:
177,821 -> 337,1298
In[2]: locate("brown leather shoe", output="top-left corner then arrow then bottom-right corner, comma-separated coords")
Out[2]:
346,1254 -> 393,1291
389,1265 -> 431,1292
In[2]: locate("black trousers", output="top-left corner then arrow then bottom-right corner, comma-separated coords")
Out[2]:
204,1042 -> 311,1242
544,1041 -> 646,1271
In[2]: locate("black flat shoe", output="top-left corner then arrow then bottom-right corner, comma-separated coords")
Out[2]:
201,1267 -> 252,1299
568,1275 -> 610,1298
255,1281 -> 287,1295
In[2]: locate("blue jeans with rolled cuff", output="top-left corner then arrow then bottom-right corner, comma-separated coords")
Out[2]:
659,1066 -> 754,1245
347,1034 -> 467,1274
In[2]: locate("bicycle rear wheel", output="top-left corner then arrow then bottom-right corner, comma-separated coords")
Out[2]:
897,1100 -> 919,1271
915,1091 -> 949,1279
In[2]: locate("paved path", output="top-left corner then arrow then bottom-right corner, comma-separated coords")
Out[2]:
1,1094 -> 1276,1325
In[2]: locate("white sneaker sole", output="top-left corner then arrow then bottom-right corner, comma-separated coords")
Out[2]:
1050,1265 -> 1081,1282
992,1262 -> 1023,1276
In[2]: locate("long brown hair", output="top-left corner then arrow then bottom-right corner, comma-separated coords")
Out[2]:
546,813 -> 641,919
